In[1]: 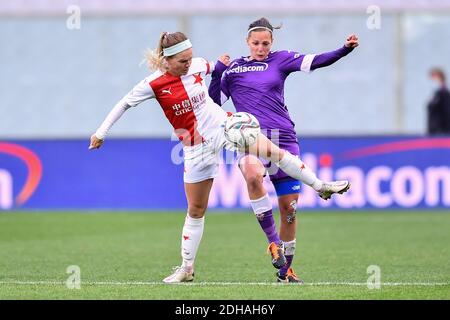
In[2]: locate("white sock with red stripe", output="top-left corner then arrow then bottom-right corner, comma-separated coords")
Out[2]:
276,152 -> 323,191
180,214 -> 205,272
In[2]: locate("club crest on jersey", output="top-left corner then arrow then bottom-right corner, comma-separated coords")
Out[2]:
193,73 -> 203,85
227,62 -> 268,74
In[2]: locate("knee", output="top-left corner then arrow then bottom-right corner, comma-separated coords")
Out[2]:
244,173 -> 264,191
280,199 -> 298,224
239,156 -> 266,193
279,200 -> 296,214
188,203 -> 207,218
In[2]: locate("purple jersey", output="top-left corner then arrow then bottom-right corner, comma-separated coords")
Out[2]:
209,46 -> 353,143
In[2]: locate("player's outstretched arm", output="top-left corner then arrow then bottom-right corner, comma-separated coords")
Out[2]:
88,99 -> 131,150
209,54 -> 231,106
88,76 -> 154,150
309,34 -> 359,71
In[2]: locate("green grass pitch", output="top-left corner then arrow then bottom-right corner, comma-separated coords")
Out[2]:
0,211 -> 449,299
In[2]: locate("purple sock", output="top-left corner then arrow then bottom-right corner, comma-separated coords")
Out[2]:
256,210 -> 280,244
279,255 -> 294,276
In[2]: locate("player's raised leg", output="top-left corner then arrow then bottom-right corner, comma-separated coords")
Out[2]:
247,134 -> 350,199
163,179 -> 213,283
239,155 -> 286,269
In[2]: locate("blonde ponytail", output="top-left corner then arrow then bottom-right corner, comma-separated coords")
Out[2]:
143,31 -> 188,72
143,32 -> 167,72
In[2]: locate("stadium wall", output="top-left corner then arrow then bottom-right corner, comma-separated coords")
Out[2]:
2,13 -> 450,138
1,137 -> 449,211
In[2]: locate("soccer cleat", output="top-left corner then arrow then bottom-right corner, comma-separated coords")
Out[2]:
318,181 -> 351,200
276,267 -> 304,284
162,266 -> 194,283
267,241 -> 287,269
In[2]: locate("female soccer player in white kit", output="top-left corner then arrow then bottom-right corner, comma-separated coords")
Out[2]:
89,32 -> 349,283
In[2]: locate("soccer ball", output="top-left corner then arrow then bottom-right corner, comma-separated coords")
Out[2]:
224,112 -> 261,148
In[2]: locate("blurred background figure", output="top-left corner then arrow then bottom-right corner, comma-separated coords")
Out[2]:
427,68 -> 450,135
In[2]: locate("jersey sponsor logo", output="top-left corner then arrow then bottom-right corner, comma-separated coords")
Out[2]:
190,91 -> 206,107
226,62 -> 268,74
172,100 -> 191,116
171,92 -> 206,116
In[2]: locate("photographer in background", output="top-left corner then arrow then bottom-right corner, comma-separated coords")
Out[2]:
427,68 -> 450,135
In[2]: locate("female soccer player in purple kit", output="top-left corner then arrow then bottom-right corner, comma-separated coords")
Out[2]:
209,17 -> 358,283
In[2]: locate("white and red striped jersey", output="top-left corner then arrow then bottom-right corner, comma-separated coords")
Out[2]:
122,57 -> 228,146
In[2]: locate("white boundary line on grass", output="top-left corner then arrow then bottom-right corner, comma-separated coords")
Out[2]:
0,281 -> 449,287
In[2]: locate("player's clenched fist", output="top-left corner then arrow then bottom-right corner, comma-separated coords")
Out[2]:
89,134 -> 104,150
219,54 -> 231,66
345,34 -> 359,48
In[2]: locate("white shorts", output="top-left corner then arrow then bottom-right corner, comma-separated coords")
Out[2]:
183,127 -> 236,183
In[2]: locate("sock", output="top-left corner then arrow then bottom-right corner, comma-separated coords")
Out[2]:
250,194 -> 280,244
276,152 -> 323,191
279,239 -> 296,276
180,214 -> 204,272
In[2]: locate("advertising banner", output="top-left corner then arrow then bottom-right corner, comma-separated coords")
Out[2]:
1,137 -> 449,210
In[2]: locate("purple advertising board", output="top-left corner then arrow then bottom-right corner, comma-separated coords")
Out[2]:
0,136 -> 449,210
